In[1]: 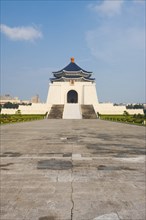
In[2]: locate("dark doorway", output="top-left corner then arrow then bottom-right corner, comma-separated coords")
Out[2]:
67,90 -> 78,103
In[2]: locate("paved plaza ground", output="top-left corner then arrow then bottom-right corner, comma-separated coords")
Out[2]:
0,119 -> 145,220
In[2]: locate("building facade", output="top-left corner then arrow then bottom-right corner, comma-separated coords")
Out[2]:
46,57 -> 98,105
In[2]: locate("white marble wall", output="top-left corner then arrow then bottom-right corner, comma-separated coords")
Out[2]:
1,103 -> 51,115
46,81 -> 99,105
93,103 -> 144,115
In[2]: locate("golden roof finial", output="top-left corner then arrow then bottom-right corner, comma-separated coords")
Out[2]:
71,57 -> 75,63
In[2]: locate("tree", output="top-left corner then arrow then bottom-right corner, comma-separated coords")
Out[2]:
15,109 -> 21,115
123,111 -> 129,116
133,104 -> 143,109
3,102 -> 19,109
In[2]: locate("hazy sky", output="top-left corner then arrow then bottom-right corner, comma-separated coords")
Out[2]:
0,0 -> 145,103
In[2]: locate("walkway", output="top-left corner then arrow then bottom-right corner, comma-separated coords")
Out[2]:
0,119 -> 145,220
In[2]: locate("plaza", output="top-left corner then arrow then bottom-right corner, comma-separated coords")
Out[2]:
0,119 -> 145,220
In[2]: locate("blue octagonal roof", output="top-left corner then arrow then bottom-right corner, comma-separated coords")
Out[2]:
53,58 -> 92,78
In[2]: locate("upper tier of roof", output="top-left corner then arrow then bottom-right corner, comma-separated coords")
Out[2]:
53,58 -> 92,78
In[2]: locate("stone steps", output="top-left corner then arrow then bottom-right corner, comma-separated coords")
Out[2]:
81,105 -> 97,119
47,105 -> 64,119
47,104 -> 97,119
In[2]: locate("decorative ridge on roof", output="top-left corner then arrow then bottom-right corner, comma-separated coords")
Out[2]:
54,70 -> 91,75
50,76 -> 95,82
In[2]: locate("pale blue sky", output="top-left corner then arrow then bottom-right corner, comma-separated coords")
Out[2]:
0,0 -> 145,103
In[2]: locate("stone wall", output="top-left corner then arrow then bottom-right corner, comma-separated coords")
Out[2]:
1,102 -> 144,116
1,103 -> 52,115
93,103 -> 144,115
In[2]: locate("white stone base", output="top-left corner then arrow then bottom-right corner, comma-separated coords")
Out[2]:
1,102 -> 144,116
93,103 -> 144,115
1,103 -> 52,115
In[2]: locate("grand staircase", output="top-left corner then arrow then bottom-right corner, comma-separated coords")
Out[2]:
47,105 -> 64,119
47,104 -> 97,119
81,105 -> 97,119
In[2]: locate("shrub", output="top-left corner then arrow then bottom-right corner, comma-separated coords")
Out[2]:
0,114 -> 45,124
99,114 -> 145,126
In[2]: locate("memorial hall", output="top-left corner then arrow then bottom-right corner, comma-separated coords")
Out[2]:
1,58 -> 143,117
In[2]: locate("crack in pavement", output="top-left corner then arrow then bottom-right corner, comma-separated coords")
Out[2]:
71,144 -> 74,220
71,175 -> 74,220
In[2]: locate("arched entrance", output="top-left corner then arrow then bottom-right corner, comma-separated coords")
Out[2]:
67,90 -> 78,103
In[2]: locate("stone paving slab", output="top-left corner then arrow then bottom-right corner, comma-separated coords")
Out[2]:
0,119 -> 145,220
